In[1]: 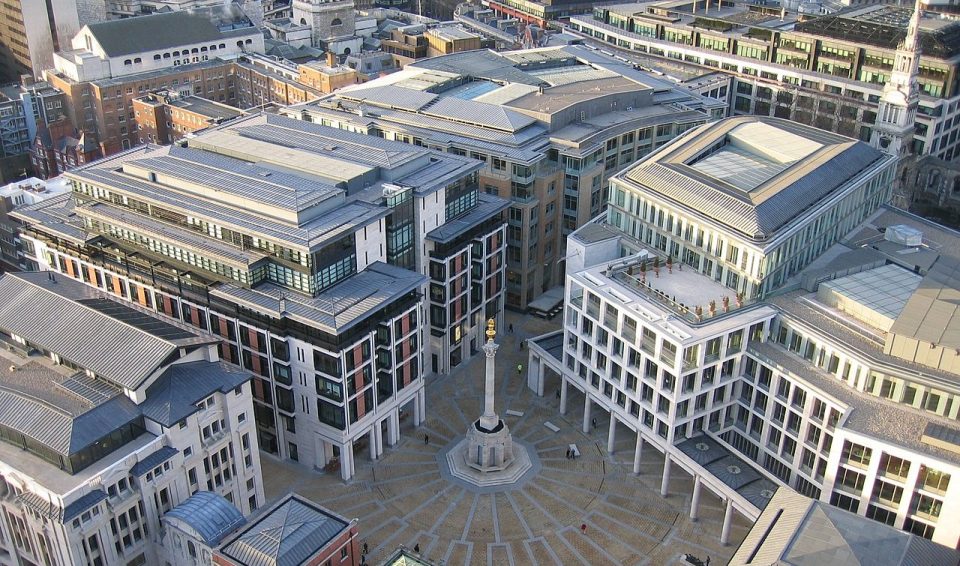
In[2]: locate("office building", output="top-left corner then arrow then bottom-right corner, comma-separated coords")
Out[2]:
0,176 -> 71,269
13,113 -> 508,479
479,0 -> 596,28
132,93 -> 247,145
0,271 -> 264,565
0,1 -> 83,82
288,45 -> 725,310
527,116 -> 960,549
46,7 -> 266,155
575,0 -> 960,162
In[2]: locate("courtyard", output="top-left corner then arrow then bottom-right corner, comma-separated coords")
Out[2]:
261,311 -> 750,565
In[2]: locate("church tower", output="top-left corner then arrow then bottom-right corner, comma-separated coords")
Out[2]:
870,0 -> 923,206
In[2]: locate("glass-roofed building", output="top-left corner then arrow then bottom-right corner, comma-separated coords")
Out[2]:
527,116 -> 960,549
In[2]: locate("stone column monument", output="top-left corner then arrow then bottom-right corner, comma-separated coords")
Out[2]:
464,319 -> 515,471
444,319 -> 533,487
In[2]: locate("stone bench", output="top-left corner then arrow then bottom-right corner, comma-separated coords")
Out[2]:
544,421 -> 560,432
505,409 -> 524,417
568,443 -> 580,458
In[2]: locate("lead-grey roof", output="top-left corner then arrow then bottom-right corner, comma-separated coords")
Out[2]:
677,435 -> 777,510
218,494 -> 349,566
619,117 -> 889,241
10,192 -> 89,244
426,192 -> 509,243
166,491 -> 246,546
211,261 -> 426,334
78,201 -> 269,268
0,361 -> 141,458
421,97 -> 537,133
140,361 -> 251,427
732,487 -> 960,566
69,155 -> 387,252
128,145 -> 342,214
84,8 -> 256,58
129,445 -> 178,476
410,49 -> 545,86
0,272 -> 213,390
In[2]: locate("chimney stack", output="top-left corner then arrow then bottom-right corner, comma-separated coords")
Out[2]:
327,51 -> 337,67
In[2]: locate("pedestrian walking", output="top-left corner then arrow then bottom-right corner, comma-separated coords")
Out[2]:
414,543 -> 421,553
362,542 -> 368,555
591,417 -> 597,429
566,448 -> 571,459
517,363 -> 523,375
424,434 -> 430,445
509,323 -> 514,333
555,388 -> 561,399
580,523 -> 587,534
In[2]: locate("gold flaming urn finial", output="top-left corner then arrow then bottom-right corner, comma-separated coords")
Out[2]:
485,318 -> 496,341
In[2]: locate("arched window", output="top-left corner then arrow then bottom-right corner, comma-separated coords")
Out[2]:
331,18 -> 342,26
245,39 -> 252,45
300,17 -> 307,25
163,52 -> 170,58
237,41 -> 244,47
219,43 -> 225,49
191,47 -> 198,54
343,47 -> 351,55
173,51 -> 180,57
124,59 -> 132,65
134,57 -> 141,63
200,46 -> 207,52
153,54 -> 161,60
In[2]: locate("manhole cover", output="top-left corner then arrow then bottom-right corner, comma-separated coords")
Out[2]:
726,465 -> 742,475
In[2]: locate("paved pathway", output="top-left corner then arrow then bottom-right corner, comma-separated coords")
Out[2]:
262,312 -> 749,565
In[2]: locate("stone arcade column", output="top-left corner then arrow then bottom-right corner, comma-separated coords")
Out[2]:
660,454 -> 671,497
559,379 -> 568,415
690,475 -> 702,521
607,415 -> 617,453
582,395 -> 592,434
720,498 -> 734,545
633,433 -> 644,474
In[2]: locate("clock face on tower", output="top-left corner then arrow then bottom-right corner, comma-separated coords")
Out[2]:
879,136 -> 892,149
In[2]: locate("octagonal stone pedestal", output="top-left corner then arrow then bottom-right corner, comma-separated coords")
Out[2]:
440,432 -> 537,491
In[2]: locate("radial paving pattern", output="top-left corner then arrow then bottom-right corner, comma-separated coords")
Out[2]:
261,313 -> 750,565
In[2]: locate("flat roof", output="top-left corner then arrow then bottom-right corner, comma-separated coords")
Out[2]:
425,192 -> 509,243
820,264 -> 922,325
210,261 -> 426,334
618,116 -> 890,241
889,256 -> 960,351
168,96 -> 245,120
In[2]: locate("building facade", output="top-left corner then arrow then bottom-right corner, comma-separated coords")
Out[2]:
575,0 -> 960,163
13,114 -> 507,479
0,0 -> 83,82
288,45 -> 725,310
0,271 -> 264,566
527,116 -> 960,549
0,176 -> 71,269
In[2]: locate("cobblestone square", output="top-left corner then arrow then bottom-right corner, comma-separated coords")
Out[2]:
261,312 -> 749,565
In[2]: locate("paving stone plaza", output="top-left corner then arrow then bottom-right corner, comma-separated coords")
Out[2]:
261,312 -> 750,565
